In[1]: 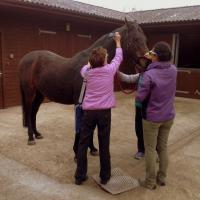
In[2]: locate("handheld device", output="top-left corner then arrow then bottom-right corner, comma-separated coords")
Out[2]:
108,32 -> 115,38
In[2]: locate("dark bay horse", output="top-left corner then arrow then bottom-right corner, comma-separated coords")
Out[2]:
19,20 -> 148,145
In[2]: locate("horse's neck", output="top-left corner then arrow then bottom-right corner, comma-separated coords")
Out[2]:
89,35 -> 116,59
72,35 -> 116,65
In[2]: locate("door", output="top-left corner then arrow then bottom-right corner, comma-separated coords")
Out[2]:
39,28 -> 58,52
0,33 -> 3,108
73,33 -> 93,54
176,33 -> 200,99
176,69 -> 200,99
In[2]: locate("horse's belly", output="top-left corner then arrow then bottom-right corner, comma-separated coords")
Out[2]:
48,95 -> 74,105
38,83 -> 75,105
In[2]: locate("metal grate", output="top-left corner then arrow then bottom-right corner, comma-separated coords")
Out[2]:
92,168 -> 139,194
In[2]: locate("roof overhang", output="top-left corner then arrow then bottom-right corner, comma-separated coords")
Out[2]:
0,0 -> 124,26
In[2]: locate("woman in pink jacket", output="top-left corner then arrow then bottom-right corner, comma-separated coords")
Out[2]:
75,32 -> 123,185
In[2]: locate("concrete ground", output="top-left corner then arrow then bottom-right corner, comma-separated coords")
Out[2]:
0,92 -> 200,200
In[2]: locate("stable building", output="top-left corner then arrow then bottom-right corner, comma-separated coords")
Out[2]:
0,0 -> 199,108
0,0 -> 124,108
129,6 -> 200,99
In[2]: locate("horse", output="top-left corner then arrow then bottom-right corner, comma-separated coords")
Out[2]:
19,20 -> 148,145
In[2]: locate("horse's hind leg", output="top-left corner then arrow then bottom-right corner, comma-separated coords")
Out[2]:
24,89 -> 37,145
31,90 -> 44,139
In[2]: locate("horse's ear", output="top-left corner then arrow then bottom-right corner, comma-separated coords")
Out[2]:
124,17 -> 131,30
124,17 -> 128,25
133,20 -> 138,28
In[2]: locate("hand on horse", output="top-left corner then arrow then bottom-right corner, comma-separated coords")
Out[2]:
87,61 -> 91,68
113,32 -> 121,48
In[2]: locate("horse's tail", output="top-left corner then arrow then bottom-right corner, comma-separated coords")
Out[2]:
19,54 -> 31,128
18,52 -> 40,127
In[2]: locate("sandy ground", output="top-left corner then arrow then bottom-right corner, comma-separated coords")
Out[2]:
0,92 -> 200,200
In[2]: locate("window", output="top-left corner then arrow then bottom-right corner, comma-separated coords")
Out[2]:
178,34 -> 200,69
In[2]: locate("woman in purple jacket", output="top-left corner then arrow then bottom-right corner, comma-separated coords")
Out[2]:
75,32 -> 123,185
136,42 -> 177,189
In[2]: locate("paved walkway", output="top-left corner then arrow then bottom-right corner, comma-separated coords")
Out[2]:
0,93 -> 200,200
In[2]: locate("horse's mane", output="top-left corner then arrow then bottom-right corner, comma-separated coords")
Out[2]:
90,25 -> 126,49
71,22 -> 147,72
72,25 -> 126,62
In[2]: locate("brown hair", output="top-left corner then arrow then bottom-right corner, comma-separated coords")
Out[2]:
89,47 -> 107,68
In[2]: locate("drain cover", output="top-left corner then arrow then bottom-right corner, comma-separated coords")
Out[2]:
92,167 -> 139,194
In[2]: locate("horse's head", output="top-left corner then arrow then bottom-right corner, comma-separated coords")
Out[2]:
119,19 -> 149,68
87,20 -> 149,71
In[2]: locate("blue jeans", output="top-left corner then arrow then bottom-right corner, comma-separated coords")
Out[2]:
73,104 -> 96,157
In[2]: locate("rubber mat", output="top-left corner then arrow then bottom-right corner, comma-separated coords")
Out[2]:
92,167 -> 139,194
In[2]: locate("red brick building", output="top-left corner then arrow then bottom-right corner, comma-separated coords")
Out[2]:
0,0 -> 199,108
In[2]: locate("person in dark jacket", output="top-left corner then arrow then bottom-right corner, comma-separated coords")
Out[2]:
136,42 -> 177,190
118,58 -> 151,160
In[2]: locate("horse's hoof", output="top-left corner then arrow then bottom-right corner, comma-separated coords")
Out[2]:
28,140 -> 36,145
35,134 -> 43,139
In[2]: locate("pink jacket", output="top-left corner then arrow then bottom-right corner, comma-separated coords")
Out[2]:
81,48 -> 123,110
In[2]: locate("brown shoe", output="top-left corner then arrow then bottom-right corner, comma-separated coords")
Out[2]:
139,179 -> 157,190
156,178 -> 166,186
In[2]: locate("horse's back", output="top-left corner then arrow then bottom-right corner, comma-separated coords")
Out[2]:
19,50 -> 69,80
18,50 -> 81,104
19,50 -> 68,68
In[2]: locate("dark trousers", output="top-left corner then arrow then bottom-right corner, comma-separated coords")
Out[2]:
73,132 -> 96,156
73,105 -> 96,157
135,106 -> 145,153
75,109 -> 111,181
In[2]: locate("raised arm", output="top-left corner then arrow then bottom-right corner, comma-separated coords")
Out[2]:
118,71 -> 140,83
108,32 -> 123,74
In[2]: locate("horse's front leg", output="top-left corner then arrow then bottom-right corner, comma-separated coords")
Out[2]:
31,111 -> 43,140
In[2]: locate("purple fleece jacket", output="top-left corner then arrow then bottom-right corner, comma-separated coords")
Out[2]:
81,48 -> 123,110
136,61 -> 177,122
